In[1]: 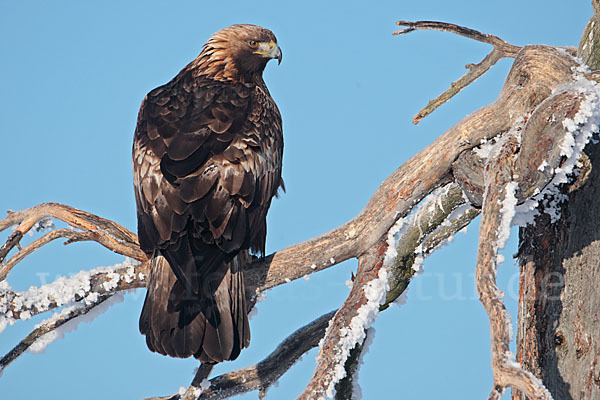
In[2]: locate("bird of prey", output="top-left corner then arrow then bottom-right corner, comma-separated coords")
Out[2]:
133,24 -> 283,363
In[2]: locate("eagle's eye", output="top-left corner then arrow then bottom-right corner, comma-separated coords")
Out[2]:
248,40 -> 259,48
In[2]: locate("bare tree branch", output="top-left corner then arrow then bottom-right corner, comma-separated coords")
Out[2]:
393,20 -> 522,124
383,183 -> 479,308
393,20 -> 521,55
413,49 -> 506,125
331,184 -> 479,399
298,239 -> 389,399
0,203 -> 147,281
0,228 -> 146,282
333,330 -> 370,400
243,46 -> 581,305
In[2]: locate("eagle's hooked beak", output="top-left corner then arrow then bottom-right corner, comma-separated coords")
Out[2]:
255,41 -> 282,64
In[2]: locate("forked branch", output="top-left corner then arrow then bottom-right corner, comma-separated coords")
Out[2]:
394,20 -> 522,124
0,203 -> 147,281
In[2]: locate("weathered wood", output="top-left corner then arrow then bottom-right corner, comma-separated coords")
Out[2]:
578,2 -> 600,70
516,140 -> 600,400
515,5 -> 600,399
244,45 -> 582,298
477,131 -> 552,399
518,91 -> 586,200
394,20 -> 522,124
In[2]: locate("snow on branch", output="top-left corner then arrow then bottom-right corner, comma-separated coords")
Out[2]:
0,259 -> 148,330
465,54 -> 600,398
243,47 -> 583,307
0,292 -> 123,374
475,128 -> 554,399
298,238 -> 392,400
299,184 -> 476,399
383,182 -> 479,308
514,67 -> 600,226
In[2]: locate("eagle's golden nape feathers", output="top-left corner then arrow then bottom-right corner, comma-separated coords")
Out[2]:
133,24 -> 283,363
189,24 -> 282,82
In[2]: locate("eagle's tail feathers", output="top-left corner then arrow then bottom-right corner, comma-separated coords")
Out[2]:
139,253 -> 250,362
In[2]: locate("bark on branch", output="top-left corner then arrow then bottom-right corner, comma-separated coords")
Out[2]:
514,5 -> 600,399
476,131 -> 553,399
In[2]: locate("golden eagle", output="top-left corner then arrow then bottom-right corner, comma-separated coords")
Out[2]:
133,24 -> 283,363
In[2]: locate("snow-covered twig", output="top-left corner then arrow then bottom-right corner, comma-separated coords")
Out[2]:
0,292 -> 121,374
0,259 -> 148,327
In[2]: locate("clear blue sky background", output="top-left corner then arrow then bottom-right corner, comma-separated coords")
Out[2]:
0,1 -> 591,399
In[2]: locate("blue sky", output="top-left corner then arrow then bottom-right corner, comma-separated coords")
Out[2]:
0,1 -> 591,399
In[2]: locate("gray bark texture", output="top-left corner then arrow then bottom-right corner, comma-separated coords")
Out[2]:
515,4 -> 600,399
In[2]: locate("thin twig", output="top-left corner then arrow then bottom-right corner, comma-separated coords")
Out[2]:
411,49 -> 504,124
0,203 -> 146,281
0,228 -> 146,281
393,20 -> 521,124
0,231 -> 23,265
394,20 -> 521,55
0,293 -> 115,373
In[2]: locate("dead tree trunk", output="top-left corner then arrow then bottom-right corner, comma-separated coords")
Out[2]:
516,4 -> 600,399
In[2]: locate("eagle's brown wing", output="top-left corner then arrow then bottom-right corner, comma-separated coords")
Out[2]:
134,70 -> 282,362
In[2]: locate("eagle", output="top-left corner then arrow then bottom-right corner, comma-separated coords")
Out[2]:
132,24 -> 283,363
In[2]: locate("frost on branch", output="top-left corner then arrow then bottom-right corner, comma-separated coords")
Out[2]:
0,259 -> 147,333
471,58 -> 600,399
0,257 -> 148,373
514,65 -> 600,226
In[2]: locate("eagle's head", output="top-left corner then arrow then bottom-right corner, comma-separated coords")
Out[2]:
193,24 -> 282,82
